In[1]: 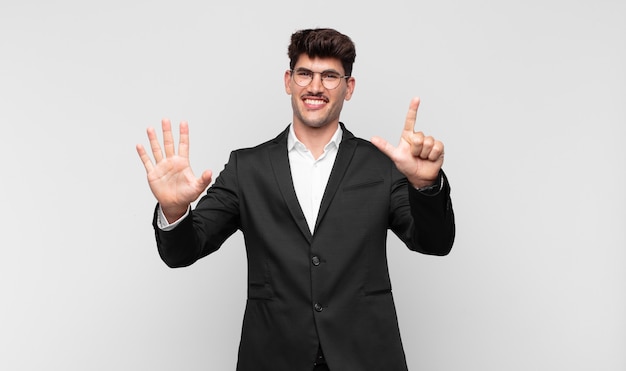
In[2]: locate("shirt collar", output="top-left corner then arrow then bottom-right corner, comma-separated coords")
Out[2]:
287,124 -> 343,153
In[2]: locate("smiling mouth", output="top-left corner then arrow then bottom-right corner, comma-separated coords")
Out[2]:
303,97 -> 328,107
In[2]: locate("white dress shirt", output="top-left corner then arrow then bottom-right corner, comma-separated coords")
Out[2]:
157,124 -> 343,234
287,124 -> 342,233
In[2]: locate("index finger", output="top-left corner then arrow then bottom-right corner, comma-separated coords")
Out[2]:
403,97 -> 421,133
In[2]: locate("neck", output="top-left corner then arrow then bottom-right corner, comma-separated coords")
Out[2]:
293,121 -> 339,159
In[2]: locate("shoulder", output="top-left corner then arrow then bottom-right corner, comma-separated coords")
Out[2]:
345,135 -> 392,164
230,126 -> 289,156
338,128 -> 399,180
340,123 -> 387,157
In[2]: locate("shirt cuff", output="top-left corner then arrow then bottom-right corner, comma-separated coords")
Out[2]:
156,205 -> 190,231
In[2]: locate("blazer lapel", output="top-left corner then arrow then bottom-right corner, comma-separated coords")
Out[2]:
269,127 -> 313,242
314,124 -> 357,231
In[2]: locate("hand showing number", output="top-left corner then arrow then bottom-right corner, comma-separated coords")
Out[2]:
371,97 -> 445,189
136,119 -> 212,222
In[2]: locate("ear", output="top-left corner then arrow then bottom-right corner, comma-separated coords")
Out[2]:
284,70 -> 293,95
344,77 -> 356,101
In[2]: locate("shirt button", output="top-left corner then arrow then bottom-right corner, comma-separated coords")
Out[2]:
312,256 -> 320,266
314,303 -> 323,312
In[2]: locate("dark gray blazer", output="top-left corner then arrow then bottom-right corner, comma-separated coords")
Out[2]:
153,123 -> 455,371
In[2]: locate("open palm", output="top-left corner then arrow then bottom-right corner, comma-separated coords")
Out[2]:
136,119 -> 212,222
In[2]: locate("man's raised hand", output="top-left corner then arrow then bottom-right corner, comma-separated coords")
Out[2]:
371,97 -> 445,189
136,119 -> 212,222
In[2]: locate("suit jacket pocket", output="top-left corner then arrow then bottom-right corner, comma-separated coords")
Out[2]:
343,177 -> 384,192
340,177 -> 385,218
363,286 -> 392,297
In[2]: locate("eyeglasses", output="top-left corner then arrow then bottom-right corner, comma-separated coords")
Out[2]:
290,68 -> 350,90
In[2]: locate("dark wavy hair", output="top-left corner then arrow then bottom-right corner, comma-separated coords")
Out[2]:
288,28 -> 356,77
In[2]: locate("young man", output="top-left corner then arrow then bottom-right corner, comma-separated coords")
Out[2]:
137,28 -> 455,371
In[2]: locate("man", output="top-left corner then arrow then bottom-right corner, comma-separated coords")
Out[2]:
137,28 -> 455,371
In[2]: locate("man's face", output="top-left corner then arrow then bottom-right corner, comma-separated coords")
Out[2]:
284,55 -> 355,130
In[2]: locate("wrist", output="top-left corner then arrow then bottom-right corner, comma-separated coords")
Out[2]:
410,171 -> 444,193
161,205 -> 189,223
410,178 -> 437,189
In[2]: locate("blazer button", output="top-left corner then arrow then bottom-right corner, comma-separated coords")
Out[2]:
314,303 -> 323,312
312,256 -> 320,266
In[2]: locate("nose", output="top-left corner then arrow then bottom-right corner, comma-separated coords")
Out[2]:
308,72 -> 324,92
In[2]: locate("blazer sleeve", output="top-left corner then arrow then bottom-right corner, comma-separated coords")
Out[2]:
152,152 -> 241,268
390,169 -> 455,256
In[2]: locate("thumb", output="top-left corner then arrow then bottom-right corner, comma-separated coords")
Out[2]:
198,169 -> 213,189
371,136 -> 395,158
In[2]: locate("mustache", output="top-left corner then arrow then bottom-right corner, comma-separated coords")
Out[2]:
301,93 -> 329,102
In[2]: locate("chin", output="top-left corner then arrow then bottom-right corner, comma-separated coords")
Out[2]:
303,120 -> 329,128
301,113 -> 338,128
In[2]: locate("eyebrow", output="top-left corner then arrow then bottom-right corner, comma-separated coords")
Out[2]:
294,67 -> 343,75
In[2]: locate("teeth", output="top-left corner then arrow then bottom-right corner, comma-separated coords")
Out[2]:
304,99 -> 325,105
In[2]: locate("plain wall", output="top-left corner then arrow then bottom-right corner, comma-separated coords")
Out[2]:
1,1 -> 624,370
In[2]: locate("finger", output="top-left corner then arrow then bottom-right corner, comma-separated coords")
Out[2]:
409,131 -> 424,157
147,126 -> 163,163
136,144 -> 155,173
162,118 -> 175,158
403,97 -> 421,134
419,136 -> 435,159
198,169 -> 213,190
428,140 -> 445,162
178,121 -> 190,159
370,136 -> 396,159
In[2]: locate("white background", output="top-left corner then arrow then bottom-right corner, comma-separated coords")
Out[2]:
1,1 -> 624,370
